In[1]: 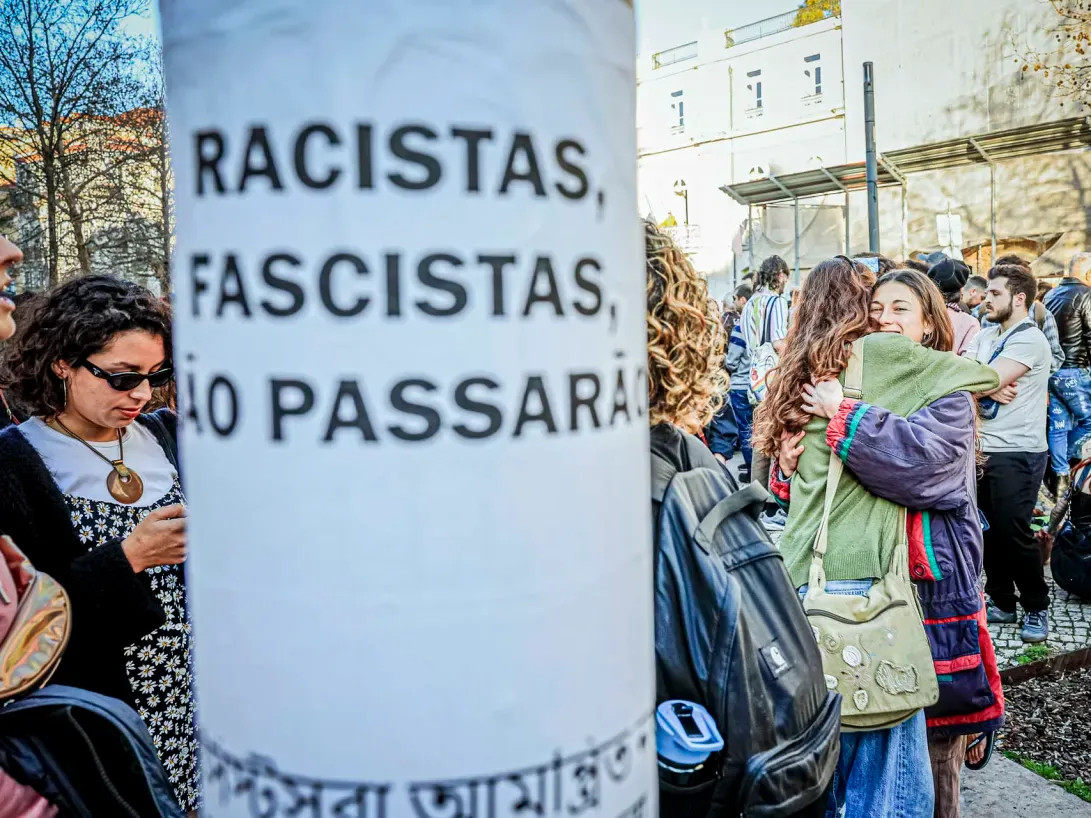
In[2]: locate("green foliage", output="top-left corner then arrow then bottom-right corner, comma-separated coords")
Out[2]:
793,0 -> 841,26
1013,644 -> 1052,665
1002,751 -> 1091,803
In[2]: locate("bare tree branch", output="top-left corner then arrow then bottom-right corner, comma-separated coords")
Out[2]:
0,0 -> 163,288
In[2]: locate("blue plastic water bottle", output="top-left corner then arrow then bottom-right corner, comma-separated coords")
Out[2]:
656,700 -> 724,788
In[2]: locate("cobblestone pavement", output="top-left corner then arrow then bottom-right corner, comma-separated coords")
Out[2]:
987,568 -> 1091,669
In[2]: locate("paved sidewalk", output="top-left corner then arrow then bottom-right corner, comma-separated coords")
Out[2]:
962,756 -> 1091,816
987,569 -> 1091,669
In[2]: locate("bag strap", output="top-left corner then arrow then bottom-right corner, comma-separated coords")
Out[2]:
843,339 -> 864,400
807,338 -> 908,590
1033,302 -> 1046,331
987,321 -> 1033,365
694,483 -> 768,551
651,452 -> 677,504
760,295 -> 777,347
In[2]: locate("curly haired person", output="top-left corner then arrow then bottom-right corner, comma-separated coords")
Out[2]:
0,276 -> 199,812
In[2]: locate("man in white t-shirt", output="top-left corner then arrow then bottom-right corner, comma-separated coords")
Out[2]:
965,264 -> 1053,643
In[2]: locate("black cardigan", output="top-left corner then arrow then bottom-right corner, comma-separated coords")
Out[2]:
0,410 -> 180,707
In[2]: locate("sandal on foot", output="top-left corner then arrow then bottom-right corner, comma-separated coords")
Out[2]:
965,732 -> 996,771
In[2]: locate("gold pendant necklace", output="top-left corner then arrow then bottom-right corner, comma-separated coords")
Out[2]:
50,418 -> 144,504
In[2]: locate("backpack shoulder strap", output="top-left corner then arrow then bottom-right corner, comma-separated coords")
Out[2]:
761,295 -> 778,346
1034,301 -> 1046,330
694,483 -> 768,550
651,432 -> 722,502
808,340 -> 865,588
651,452 -> 677,504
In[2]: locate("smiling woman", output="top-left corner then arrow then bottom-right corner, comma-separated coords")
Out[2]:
0,276 -> 200,812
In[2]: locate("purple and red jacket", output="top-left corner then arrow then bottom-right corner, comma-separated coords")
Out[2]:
770,391 -> 1005,737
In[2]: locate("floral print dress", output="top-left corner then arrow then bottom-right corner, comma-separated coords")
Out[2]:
64,481 -> 199,811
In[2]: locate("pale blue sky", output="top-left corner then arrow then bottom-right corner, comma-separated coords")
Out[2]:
131,2 -> 799,59
636,0 -> 800,55
124,4 -> 160,42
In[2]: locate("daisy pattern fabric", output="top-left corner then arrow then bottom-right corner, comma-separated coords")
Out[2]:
64,481 -> 199,811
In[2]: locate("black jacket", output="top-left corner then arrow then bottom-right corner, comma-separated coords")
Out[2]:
1045,278 -> 1091,368
0,410 -> 178,707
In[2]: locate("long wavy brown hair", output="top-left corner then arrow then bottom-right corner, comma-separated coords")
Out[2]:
752,256 -> 874,456
645,219 -> 727,432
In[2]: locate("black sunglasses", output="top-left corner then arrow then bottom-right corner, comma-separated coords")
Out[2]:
78,360 -> 174,392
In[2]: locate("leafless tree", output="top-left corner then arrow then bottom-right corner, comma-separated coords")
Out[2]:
0,0 -> 150,287
1022,0 -> 1091,108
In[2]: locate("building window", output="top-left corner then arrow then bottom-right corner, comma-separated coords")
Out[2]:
671,90 -> 685,132
805,54 -> 822,96
747,70 -> 763,110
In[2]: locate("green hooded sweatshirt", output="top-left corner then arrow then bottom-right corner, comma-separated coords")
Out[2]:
778,332 -> 999,588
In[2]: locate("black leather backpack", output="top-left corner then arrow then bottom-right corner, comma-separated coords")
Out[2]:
651,425 -> 840,818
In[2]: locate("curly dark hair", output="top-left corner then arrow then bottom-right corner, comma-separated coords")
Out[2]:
757,255 -> 790,290
0,276 -> 172,417
645,219 -> 726,432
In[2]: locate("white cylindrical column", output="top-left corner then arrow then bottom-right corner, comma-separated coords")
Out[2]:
161,1 -> 654,816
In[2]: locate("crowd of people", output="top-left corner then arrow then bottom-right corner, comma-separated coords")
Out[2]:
1,214 -> 1090,818
649,225 -> 1091,818
705,248 -> 1091,647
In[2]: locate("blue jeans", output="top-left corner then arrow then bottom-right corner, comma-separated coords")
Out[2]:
1049,368 -> 1091,467
1048,394 -> 1072,475
704,398 -> 738,458
798,581 -> 935,818
729,389 -> 754,467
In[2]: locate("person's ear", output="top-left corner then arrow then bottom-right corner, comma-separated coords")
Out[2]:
51,360 -> 72,380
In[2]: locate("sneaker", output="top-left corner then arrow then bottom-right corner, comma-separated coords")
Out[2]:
737,466 -> 751,484
761,508 -> 788,532
1021,609 -> 1049,643
985,599 -> 1017,624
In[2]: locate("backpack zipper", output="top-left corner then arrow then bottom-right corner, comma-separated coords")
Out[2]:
63,706 -> 143,818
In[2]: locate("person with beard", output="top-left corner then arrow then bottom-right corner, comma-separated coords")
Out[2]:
965,264 -> 1054,643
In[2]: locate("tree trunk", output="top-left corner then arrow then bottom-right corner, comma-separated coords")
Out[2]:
42,164 -> 60,288
58,157 -> 92,276
158,140 -> 171,291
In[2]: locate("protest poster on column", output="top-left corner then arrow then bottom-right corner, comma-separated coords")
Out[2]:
161,0 -> 654,816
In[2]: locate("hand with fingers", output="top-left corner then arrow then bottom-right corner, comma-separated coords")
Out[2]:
778,430 -> 806,478
801,377 -> 844,419
122,503 -> 187,573
991,383 -> 1018,405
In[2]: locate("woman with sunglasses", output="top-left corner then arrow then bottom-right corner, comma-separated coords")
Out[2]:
0,275 -> 198,813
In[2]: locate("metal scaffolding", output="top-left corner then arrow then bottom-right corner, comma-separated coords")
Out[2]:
720,116 -> 1091,270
